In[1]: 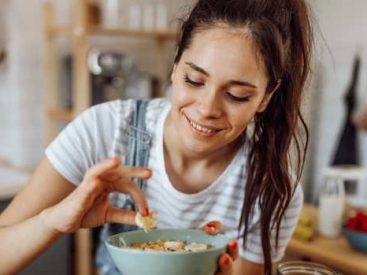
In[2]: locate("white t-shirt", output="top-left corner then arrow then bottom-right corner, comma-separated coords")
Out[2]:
46,98 -> 303,263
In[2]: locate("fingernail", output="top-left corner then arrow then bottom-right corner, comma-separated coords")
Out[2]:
223,256 -> 231,266
207,224 -> 216,230
207,222 -> 216,227
145,207 -> 150,216
230,241 -> 237,250
144,168 -> 152,174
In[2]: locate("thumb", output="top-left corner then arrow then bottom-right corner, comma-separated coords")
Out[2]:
216,254 -> 233,275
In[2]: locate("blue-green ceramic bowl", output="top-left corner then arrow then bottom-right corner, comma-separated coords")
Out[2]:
343,227 -> 367,254
105,229 -> 229,275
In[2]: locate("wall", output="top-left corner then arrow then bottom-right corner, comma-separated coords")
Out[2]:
0,0 -> 44,169
0,0 -> 10,162
305,0 -> 367,201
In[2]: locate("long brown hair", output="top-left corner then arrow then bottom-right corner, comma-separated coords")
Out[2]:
174,0 -> 312,274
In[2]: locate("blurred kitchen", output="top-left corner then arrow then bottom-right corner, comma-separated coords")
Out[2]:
0,0 -> 367,274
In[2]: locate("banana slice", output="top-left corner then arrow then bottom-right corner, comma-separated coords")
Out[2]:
164,241 -> 185,251
184,242 -> 208,252
135,210 -> 157,232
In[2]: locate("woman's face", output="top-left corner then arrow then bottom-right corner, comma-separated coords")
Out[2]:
169,26 -> 273,155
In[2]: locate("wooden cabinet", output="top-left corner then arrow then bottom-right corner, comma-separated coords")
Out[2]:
43,0 -> 176,137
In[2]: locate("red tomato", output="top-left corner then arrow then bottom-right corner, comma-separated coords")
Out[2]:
346,210 -> 367,232
346,217 -> 358,230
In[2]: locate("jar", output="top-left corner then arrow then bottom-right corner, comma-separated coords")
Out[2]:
277,261 -> 340,275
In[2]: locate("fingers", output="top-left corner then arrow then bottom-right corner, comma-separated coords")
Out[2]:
84,158 -> 152,183
103,165 -> 152,182
215,254 -> 233,275
227,240 -> 239,261
84,158 -> 120,182
202,220 -> 223,235
105,207 -> 137,225
112,179 -> 149,217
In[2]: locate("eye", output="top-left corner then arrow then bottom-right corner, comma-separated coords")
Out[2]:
226,92 -> 250,102
184,74 -> 204,87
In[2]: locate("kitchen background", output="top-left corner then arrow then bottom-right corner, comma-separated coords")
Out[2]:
1,0 -> 367,274
1,0 -> 367,203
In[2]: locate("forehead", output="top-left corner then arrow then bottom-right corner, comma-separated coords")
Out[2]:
180,26 -> 268,84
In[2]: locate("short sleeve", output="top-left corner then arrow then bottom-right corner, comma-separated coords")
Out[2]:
238,183 -> 304,263
45,100 -> 122,186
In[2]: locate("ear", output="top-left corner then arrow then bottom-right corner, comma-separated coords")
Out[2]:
256,80 -> 281,113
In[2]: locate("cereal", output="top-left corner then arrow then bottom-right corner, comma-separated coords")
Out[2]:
126,240 -> 210,252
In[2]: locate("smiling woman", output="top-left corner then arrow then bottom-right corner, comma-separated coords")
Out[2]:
0,0 -> 312,275
168,26 -> 274,158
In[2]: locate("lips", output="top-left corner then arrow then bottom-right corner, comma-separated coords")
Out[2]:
184,115 -> 221,135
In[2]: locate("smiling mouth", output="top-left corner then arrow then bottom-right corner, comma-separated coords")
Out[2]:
185,115 -> 221,135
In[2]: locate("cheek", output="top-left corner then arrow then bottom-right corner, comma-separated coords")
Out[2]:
227,106 -> 256,130
171,81 -> 194,109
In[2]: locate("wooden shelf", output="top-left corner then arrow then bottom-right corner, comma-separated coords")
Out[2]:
47,108 -> 74,121
49,26 -> 72,36
90,26 -> 177,41
47,25 -> 177,42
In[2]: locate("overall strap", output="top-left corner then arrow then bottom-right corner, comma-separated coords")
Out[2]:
96,99 -> 153,275
125,100 -> 152,189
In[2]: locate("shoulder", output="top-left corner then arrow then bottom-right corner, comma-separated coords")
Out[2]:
90,98 -> 169,120
87,99 -> 134,123
145,97 -> 170,115
289,172 -> 304,207
144,97 -> 170,129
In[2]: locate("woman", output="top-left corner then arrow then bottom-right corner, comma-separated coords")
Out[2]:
0,0 -> 312,274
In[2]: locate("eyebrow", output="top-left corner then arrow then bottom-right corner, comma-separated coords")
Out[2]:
184,61 -> 258,89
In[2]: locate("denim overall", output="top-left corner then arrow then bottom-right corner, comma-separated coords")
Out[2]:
96,100 -> 152,275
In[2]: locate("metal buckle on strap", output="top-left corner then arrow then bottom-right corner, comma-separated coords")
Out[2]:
126,125 -> 151,144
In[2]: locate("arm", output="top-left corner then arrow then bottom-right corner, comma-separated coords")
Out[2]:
0,157 -> 151,274
0,102 -> 123,273
0,157 -> 75,274
0,212 -> 62,274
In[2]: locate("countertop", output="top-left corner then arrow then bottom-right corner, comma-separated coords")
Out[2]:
287,204 -> 367,275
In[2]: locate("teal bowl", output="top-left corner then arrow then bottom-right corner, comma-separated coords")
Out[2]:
105,229 -> 229,275
343,227 -> 367,253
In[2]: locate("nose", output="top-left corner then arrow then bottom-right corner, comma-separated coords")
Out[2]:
197,89 -> 222,119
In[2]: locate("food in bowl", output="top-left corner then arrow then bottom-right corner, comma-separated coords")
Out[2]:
105,229 -> 229,275
126,240 -> 210,252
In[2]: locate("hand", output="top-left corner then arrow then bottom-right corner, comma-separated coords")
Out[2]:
41,158 -> 151,233
202,221 -> 239,275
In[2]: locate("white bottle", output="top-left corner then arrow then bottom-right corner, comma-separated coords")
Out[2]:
318,171 -> 345,238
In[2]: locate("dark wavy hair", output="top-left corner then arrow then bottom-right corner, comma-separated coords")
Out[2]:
173,0 -> 312,274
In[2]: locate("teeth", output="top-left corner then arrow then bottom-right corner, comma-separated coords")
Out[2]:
189,119 -> 215,133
